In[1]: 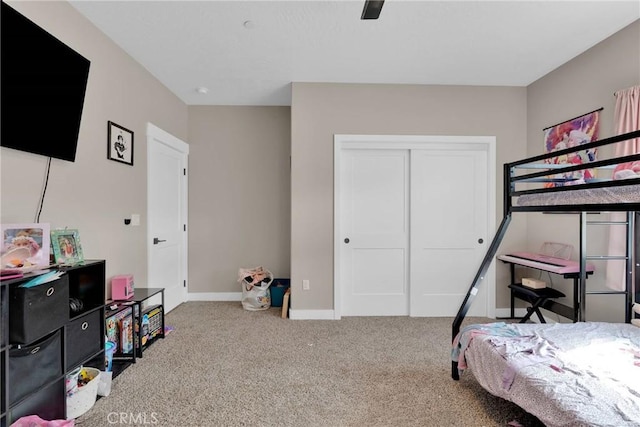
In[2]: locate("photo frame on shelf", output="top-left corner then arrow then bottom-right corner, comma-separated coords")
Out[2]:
107,121 -> 134,166
51,228 -> 84,266
1,223 -> 51,271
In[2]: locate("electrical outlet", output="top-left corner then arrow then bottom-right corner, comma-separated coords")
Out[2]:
302,279 -> 310,290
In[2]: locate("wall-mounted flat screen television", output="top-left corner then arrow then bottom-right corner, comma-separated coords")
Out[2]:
1,2 -> 90,162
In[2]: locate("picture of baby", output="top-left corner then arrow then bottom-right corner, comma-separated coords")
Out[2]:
58,236 -> 76,257
5,230 -> 41,255
51,229 -> 84,265
1,224 -> 50,269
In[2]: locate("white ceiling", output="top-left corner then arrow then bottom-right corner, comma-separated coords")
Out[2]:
70,1 -> 640,106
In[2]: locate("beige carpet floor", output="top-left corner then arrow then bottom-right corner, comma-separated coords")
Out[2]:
76,302 -> 544,427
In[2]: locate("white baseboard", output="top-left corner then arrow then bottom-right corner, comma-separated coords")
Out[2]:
289,309 -> 336,320
188,292 -> 241,301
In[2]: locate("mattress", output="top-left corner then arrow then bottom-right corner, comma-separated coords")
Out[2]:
516,184 -> 640,206
452,322 -> 640,427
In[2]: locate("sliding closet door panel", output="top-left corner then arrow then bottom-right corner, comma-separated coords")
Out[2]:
340,149 -> 409,316
410,149 -> 488,317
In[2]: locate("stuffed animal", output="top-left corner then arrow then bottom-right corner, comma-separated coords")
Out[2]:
632,303 -> 640,327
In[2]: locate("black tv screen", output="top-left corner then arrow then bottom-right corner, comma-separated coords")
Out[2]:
1,2 -> 90,162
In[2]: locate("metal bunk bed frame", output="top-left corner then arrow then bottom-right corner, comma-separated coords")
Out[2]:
451,129 -> 640,380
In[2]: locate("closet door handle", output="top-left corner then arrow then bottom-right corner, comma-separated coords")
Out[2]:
478,238 -> 484,244
344,238 -> 350,244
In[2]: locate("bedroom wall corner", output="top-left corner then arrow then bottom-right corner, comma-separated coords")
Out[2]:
526,20 -> 640,322
187,106 -> 291,294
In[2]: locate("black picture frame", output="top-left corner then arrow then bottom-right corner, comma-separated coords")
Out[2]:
107,121 -> 134,166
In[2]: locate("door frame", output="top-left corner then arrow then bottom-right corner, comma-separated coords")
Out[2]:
146,122 -> 189,309
333,134 -> 496,319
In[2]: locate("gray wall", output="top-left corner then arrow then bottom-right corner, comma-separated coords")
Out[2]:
291,83 -> 528,311
187,106 -> 291,293
0,1 -> 188,293
526,20 -> 640,322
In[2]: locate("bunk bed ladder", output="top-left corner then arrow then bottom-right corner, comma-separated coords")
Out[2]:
636,212 -> 640,309
580,211 -> 635,322
451,213 -> 512,380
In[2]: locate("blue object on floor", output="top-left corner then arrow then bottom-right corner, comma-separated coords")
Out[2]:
270,278 -> 290,307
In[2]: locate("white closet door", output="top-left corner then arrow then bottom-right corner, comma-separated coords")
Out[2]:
409,149 -> 488,316
340,149 -> 410,316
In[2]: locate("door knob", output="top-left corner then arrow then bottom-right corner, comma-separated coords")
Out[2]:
478,238 -> 484,244
344,238 -> 350,244
153,237 -> 167,245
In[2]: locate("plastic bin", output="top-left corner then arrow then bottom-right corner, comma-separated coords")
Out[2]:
270,278 -> 290,307
105,340 -> 116,372
66,367 -> 100,419
65,366 -> 81,396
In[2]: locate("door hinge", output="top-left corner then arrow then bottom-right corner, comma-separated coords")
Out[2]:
183,224 -> 186,231
183,168 -> 186,175
183,280 -> 187,288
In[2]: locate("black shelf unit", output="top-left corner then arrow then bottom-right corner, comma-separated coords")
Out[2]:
130,288 -> 165,358
139,304 -> 164,352
1,260 -> 106,424
107,287 -> 164,378
104,303 -> 136,378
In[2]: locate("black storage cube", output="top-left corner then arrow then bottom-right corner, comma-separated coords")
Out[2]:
65,261 -> 105,315
66,310 -> 102,371
9,329 -> 62,405
10,275 -> 69,344
9,378 -> 65,423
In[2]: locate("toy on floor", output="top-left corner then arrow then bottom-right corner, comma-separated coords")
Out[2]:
632,303 -> 640,327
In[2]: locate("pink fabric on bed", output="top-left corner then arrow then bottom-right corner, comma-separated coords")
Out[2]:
613,160 -> 640,179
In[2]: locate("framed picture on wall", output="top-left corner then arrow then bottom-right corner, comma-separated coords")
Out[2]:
108,121 -> 134,166
543,108 -> 602,187
51,228 -> 84,266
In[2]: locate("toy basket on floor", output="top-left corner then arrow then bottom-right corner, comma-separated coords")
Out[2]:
66,367 -> 100,419
239,266 -> 273,311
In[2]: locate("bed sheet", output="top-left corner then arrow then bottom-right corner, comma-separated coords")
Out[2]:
454,322 -> 640,427
516,184 -> 640,207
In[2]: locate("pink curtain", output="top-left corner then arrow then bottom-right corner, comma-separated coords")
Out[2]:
606,85 -> 640,291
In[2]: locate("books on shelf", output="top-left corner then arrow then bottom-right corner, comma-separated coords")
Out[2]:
19,270 -> 63,288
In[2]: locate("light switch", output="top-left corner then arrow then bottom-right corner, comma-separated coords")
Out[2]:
131,214 -> 141,226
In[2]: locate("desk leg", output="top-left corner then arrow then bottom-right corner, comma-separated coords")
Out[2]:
510,264 -> 516,318
573,277 -> 579,322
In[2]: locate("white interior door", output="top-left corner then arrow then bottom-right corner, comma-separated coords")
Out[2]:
340,149 -> 409,316
410,149 -> 488,316
147,124 -> 188,313
334,135 -> 495,318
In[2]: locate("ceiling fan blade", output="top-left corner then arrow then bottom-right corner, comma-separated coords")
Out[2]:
361,0 -> 385,20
